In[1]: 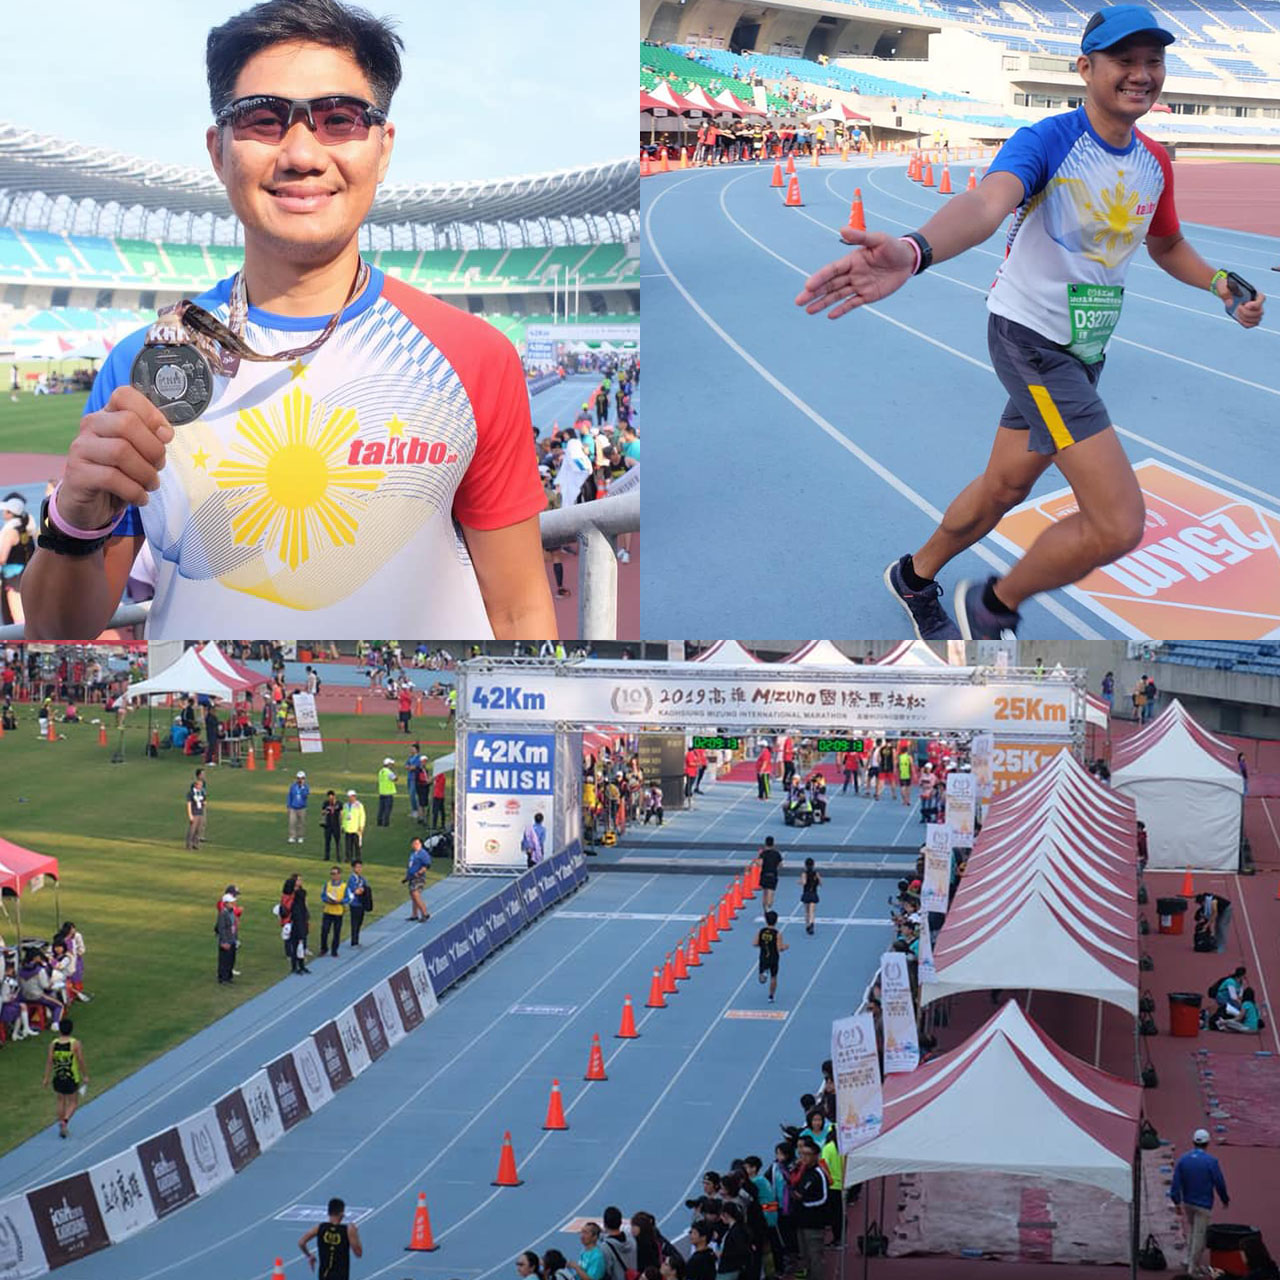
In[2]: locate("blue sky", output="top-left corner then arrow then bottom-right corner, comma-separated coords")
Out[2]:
0,1 -> 633,182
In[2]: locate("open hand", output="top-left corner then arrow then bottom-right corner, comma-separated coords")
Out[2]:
795,227 -> 917,319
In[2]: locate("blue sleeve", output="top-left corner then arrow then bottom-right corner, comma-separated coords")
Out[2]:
1169,1159 -> 1183,1204
1213,1160 -> 1228,1204
88,326 -> 152,538
987,125 -> 1049,204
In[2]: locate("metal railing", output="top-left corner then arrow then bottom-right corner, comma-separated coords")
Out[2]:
0,492 -> 640,642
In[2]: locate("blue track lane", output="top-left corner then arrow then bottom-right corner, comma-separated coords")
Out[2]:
640,158 -> 1280,640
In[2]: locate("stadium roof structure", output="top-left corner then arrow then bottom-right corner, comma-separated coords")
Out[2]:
0,123 -> 638,248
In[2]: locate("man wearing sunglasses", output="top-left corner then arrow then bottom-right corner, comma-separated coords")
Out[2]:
23,0 -> 555,641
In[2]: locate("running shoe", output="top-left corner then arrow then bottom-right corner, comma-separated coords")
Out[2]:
954,577 -> 1021,640
883,557 -> 961,640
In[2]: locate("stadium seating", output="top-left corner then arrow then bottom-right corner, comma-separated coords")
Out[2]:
1159,641 -> 1280,677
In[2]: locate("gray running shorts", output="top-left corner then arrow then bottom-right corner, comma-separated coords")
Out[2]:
988,313 -> 1112,456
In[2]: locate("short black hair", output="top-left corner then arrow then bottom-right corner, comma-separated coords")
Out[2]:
206,0 -> 405,114
327,1197 -> 344,1216
58,1018 -> 74,1035
602,1205 -> 622,1230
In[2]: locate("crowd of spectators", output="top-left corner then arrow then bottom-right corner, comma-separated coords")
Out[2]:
1,922 -> 91,1045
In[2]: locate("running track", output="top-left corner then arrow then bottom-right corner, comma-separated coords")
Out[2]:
640,155 -> 1280,639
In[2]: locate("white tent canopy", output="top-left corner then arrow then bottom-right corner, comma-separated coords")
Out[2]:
875,640 -> 951,667
843,1000 -> 1141,1201
779,640 -> 855,666
1112,700 -> 1243,872
125,646 -> 238,702
691,640 -> 760,665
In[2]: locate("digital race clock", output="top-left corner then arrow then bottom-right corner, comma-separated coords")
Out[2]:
690,735 -> 741,751
816,737 -> 864,754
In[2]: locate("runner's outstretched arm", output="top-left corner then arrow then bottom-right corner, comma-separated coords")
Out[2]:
796,173 -> 1026,319
1146,232 -> 1265,328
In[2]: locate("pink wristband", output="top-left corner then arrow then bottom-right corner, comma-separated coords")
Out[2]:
48,482 -> 122,541
899,236 -> 922,275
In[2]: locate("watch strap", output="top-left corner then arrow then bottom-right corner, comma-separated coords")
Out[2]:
37,494 -> 110,557
900,231 -> 933,276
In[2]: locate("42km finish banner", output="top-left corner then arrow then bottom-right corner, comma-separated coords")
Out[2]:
462,666 -> 1081,737
462,733 -> 555,872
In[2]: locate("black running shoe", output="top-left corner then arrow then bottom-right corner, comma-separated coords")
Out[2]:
955,577 -> 1021,640
884,557 -> 961,640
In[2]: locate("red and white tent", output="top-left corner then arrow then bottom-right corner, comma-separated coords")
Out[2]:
682,85 -> 737,115
124,645 -> 240,701
645,81 -> 702,115
921,752 -> 1139,1013
875,640 -> 951,668
1112,700 -> 1243,871
779,640 -> 855,666
1086,692 -> 1110,730
198,643 -> 270,691
691,640 -> 761,665
713,88 -> 765,116
843,1000 -> 1141,1201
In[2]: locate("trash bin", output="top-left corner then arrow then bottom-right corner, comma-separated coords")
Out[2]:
1206,1224 -> 1262,1277
1157,896 -> 1187,935
264,739 -> 283,770
1168,991 -> 1202,1037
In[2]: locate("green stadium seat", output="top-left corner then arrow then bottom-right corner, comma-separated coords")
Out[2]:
496,247 -> 549,284
456,249 -> 504,283
116,239 -> 164,280
377,249 -> 419,283
414,250 -> 463,284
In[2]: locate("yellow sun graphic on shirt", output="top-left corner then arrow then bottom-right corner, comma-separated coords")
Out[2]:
1085,181 -> 1141,256
209,386 -> 385,571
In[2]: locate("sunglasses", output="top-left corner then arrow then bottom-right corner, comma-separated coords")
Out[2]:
215,94 -> 387,145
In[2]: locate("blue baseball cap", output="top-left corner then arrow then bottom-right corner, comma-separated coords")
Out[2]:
1081,5 -> 1175,52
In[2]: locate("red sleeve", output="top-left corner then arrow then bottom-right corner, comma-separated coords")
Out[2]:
378,275 -> 547,531
1137,132 -> 1180,237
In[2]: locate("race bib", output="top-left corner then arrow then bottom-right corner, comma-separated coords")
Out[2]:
1067,283 -> 1123,364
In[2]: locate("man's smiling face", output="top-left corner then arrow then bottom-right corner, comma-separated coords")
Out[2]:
207,41 -> 394,267
1080,37 -> 1167,124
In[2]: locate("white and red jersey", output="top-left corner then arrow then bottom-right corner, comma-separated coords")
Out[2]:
986,107 -> 1179,344
103,268 -> 544,638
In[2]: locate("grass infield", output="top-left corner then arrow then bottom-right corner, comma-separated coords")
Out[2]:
0,703 -> 453,1155
0,387 -> 88,457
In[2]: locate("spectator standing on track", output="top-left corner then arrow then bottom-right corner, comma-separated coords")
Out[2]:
684,1222 -> 717,1280
299,1197 -> 362,1276
715,1201 -> 751,1278
290,879 -> 312,974
755,837 -> 783,913
756,742 -> 773,801
820,1126 -> 848,1248
346,860 -> 370,946
1170,1130 -> 1229,1278
216,890 -> 238,984
515,1251 -> 543,1278
287,770 -> 310,843
322,789 -> 342,860
801,6 -> 1265,640
431,764 -> 448,828
754,909 -> 788,1002
841,747 -> 859,795
522,812 -> 547,868
376,757 -> 397,826
41,1017 -> 89,1139
800,859 -> 821,935
543,1249 -> 575,1279
789,1139 -> 830,1280
185,768 -> 208,849
319,864 -> 351,957
782,736 -> 796,788
404,836 -> 432,922
694,746 -> 708,795
570,1222 -> 608,1280
898,745 -> 914,806
600,1206 -> 637,1279
684,746 -> 699,800
342,789 -> 365,860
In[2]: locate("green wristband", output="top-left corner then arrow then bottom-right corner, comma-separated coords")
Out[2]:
1210,268 -> 1228,294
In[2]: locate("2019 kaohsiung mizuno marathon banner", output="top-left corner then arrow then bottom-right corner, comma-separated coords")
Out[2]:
459,664 -> 1082,738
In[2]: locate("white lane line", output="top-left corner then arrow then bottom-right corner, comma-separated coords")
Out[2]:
1233,873 -> 1278,1055
648,173 -> 1099,637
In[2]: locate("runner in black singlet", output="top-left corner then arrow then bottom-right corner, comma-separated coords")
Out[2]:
300,1199 -> 363,1278
755,910 -> 788,1002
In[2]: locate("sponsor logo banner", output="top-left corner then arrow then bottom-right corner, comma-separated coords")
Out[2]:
332,1006 -> 373,1077
464,732 -> 555,871
26,1175 -> 110,1270
292,691 -> 322,753
482,894 -> 512,949
177,1106 -> 235,1197
0,1194 -> 50,1280
832,1013 -> 883,1154
921,825 -> 952,916
352,994 -> 389,1062
371,980 -> 407,1049
421,931 -> 455,997
880,952 -> 919,1075
214,1089 -> 261,1174
519,868 -> 547,921
290,1037 -> 335,1114
387,968 -> 424,1034
135,1128 -> 197,1220
311,1021 -> 354,1093
406,953 -> 439,1019
88,1148 -> 156,1244
240,1071 -> 285,1152
945,772 -> 976,845
266,1055 -> 312,1132
917,915 -> 936,983
994,459 -> 1280,639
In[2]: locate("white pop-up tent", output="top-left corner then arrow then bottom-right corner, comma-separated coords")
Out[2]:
691,640 -> 761,665
875,639 -> 951,667
779,640 -> 856,666
124,645 -> 240,701
1112,700 -> 1244,871
843,999 -> 1141,1200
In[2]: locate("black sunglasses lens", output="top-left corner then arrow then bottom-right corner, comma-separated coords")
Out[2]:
312,98 -> 372,141
230,98 -> 291,141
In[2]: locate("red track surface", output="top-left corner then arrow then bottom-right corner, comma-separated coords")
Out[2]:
1172,159 -> 1280,238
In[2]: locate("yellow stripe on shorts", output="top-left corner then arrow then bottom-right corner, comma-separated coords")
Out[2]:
1027,384 -> 1075,450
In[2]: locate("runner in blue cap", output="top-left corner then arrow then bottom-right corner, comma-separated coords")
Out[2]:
798,5 -> 1265,640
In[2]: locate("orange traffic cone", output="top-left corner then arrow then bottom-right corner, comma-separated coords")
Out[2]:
680,147 -> 689,170
266,746 -> 276,771
661,954 -> 677,995
491,1131 -> 524,1186
784,176 -> 803,207
405,1193 -> 439,1251
616,995 -> 639,1038
0,716 -> 5,738
659,148 -> 670,174
355,696 -> 362,715
697,918 -> 711,953
922,163 -> 935,188
747,861 -> 760,894
785,154 -> 796,175
98,723 -> 107,747
150,728 -> 160,753
717,897 -> 733,931
686,933 -> 702,968
1180,868 -> 1194,897
645,967 -> 666,1009
584,1033 -> 608,1080
272,1258 -> 286,1279
967,168 -> 977,192
938,166 -> 953,195
543,1079 -> 569,1130
246,745 -> 256,770
706,911 -> 720,944
770,162 -> 784,188
640,153 -> 651,178
732,877 -> 745,911
811,146 -> 820,167
673,944 -> 689,981
848,188 -> 866,232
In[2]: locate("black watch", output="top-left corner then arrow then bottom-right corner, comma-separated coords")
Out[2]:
36,495 -> 109,557
902,231 -> 934,276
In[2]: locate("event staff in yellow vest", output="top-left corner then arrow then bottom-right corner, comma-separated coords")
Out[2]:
376,757 -> 397,826
341,790 -> 365,860
20,6 -> 555,643
319,864 -> 352,957
42,1018 -> 89,1139
300,1198 -> 363,1280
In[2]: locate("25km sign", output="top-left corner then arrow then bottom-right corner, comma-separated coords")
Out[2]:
994,696 -> 1067,723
